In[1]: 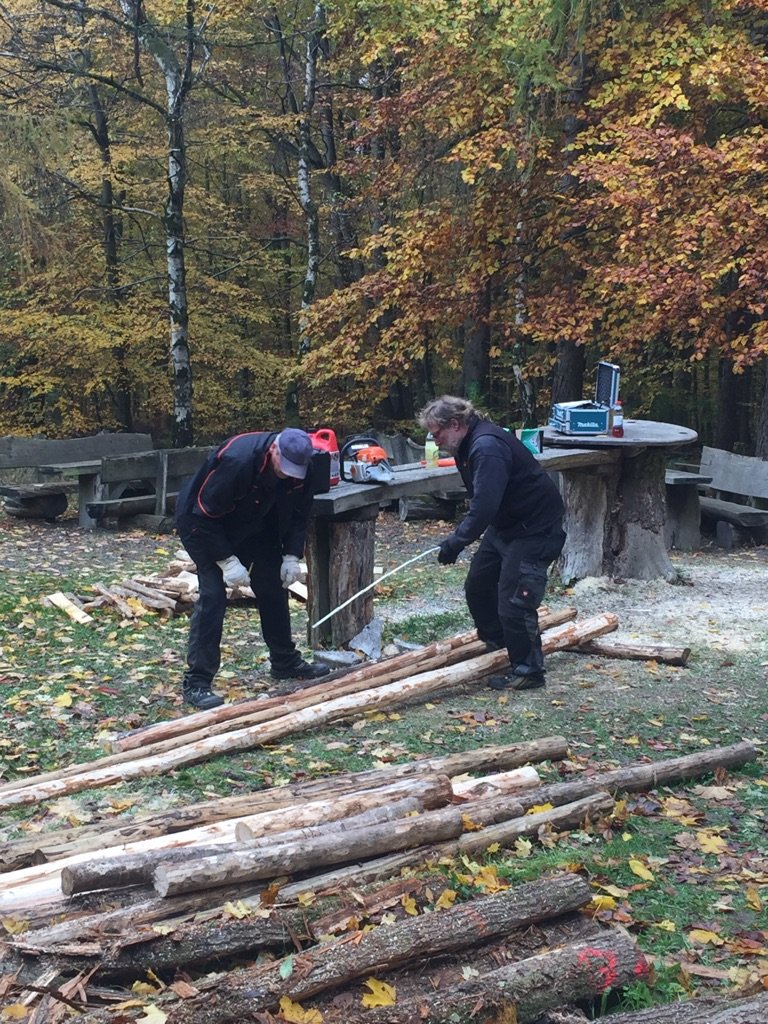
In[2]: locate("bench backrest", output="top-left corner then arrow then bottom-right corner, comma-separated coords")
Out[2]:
0,433 -> 153,470
700,446 -> 768,501
98,446 -> 216,484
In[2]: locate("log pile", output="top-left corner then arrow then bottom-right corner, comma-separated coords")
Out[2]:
0,739 -> 758,1023
1,609 -> 758,1022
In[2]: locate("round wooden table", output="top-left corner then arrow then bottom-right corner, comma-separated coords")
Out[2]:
542,420 -> 698,580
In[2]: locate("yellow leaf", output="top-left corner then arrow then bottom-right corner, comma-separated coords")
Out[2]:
697,831 -> 729,855
746,885 -> 763,912
628,859 -> 654,881
526,802 -> 554,815
223,900 -> 252,919
53,692 -> 73,707
590,895 -> 617,911
435,889 -> 458,910
137,1010 -> 167,1024
1,918 -> 29,935
361,978 -> 396,1008
514,837 -> 533,858
461,813 -> 482,831
655,920 -> 677,931
688,928 -> 724,946
2,1007 -> 29,1021
298,891 -> 316,907
151,924 -> 175,936
277,996 -> 323,1023
401,894 -> 418,916
596,884 -> 629,898
132,981 -> 160,996
486,842 -> 500,854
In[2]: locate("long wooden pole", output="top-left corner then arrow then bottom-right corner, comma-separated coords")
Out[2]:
0,614 -> 617,813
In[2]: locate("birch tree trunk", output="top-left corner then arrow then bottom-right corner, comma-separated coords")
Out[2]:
117,0 -> 207,446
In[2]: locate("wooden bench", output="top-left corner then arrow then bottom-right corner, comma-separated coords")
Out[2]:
0,434 -> 153,523
664,468 -> 713,551
44,446 -> 216,529
697,446 -> 768,547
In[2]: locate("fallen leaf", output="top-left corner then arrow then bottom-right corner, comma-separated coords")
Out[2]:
361,977 -> 396,1008
137,1008 -> 167,1024
435,889 -> 457,910
277,996 -> 322,1023
688,928 -> 724,946
628,859 -> 654,881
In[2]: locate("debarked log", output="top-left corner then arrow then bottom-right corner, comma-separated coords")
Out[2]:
154,806 -> 467,898
574,639 -> 691,666
161,873 -> 593,1024
0,777 -> 454,914
62,796 -> 426,896
320,932 -> 648,1024
0,738 -> 566,873
0,615 -> 614,811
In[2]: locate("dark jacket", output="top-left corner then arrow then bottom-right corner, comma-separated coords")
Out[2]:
176,432 -> 314,563
450,416 -> 564,551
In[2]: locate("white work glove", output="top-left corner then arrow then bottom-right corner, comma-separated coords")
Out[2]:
280,555 -> 302,589
216,555 -> 251,589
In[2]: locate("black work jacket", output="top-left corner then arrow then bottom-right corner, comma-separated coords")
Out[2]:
175,432 -> 313,562
452,416 -> 564,548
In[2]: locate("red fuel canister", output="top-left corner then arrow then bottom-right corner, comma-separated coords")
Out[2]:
309,428 -> 340,486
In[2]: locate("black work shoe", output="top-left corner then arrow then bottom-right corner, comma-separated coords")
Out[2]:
488,672 -> 546,692
183,686 -> 225,710
270,660 -> 331,681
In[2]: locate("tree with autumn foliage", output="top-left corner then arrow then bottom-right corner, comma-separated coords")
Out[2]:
2,0 -> 768,451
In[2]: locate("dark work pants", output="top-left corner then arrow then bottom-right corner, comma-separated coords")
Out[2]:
179,524 -> 301,689
464,522 -> 566,676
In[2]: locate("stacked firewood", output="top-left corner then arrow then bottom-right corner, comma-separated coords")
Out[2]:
42,553 -> 309,622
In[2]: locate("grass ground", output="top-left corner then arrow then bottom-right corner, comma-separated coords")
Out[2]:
0,510 -> 766,1015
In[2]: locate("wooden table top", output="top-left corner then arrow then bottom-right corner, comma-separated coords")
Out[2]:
312,448 -> 622,517
543,420 -> 697,449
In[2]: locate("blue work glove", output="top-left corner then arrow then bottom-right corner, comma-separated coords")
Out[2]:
437,537 -> 462,565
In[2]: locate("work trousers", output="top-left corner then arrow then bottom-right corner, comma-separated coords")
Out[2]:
464,522 -> 566,676
178,522 -> 301,689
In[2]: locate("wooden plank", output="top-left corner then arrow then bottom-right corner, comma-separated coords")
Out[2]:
665,470 -> 712,486
699,495 -> 768,527
98,446 -> 214,484
98,452 -> 159,483
45,592 -> 94,625
700,446 -> 768,501
87,493 -> 179,520
0,433 -> 152,469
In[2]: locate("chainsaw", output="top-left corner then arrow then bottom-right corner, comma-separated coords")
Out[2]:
340,436 -> 395,484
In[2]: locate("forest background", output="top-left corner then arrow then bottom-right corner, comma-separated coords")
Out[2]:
1,0 -> 768,453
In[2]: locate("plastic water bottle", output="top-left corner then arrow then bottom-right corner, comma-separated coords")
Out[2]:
424,432 -> 439,467
611,401 -> 624,438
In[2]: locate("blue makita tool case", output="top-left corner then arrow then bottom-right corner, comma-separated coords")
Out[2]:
549,361 -> 620,436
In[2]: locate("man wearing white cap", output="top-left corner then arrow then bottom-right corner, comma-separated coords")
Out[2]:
175,428 -> 329,710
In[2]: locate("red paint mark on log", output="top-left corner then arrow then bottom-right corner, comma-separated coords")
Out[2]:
577,947 -> 619,992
